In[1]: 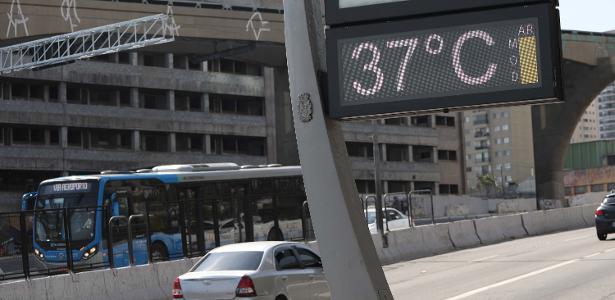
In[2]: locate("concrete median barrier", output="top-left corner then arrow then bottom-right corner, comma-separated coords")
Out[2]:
544,208 -> 567,233
563,206 -> 587,229
521,210 -> 546,236
448,220 -> 481,249
420,223 -> 454,255
386,227 -> 427,263
474,214 -> 526,244
582,204 -> 597,226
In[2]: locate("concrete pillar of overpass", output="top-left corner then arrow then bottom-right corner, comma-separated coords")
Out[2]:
532,59 -> 615,206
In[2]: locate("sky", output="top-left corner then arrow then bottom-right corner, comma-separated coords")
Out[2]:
559,0 -> 615,32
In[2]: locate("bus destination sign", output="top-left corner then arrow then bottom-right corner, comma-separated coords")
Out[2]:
326,4 -> 562,119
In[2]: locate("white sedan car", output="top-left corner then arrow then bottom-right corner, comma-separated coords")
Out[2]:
366,207 -> 411,234
173,241 -> 330,300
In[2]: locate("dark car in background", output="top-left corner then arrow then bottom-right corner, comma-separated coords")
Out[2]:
595,192 -> 615,240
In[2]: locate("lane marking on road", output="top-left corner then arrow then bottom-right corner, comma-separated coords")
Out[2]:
564,236 -> 587,242
471,255 -> 499,262
605,248 -> 615,253
584,252 -> 602,259
444,259 -> 580,300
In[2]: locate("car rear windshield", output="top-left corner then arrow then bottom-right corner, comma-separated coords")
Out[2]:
193,251 -> 263,272
604,196 -> 615,205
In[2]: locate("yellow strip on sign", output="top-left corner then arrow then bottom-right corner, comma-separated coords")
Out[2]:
519,36 -> 539,85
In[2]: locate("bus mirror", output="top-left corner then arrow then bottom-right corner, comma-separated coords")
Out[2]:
20,192 -> 37,211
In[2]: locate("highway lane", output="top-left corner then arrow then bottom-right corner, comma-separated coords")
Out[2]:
386,227 -> 615,300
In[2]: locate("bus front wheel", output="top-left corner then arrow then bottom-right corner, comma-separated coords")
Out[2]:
151,242 -> 169,261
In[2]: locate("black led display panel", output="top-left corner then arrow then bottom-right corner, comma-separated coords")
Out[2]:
325,0 -> 555,26
326,4 -> 562,119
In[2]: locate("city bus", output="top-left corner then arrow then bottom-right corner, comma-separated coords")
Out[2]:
27,163 -> 309,268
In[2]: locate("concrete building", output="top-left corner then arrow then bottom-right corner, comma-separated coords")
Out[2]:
563,140 -> 615,197
598,82 -> 615,140
0,1 -> 466,209
346,113 -> 466,196
462,106 -> 535,195
571,99 -> 599,143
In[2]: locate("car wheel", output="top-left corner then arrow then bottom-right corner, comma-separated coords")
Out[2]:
597,232 -> 608,241
151,242 -> 169,261
275,295 -> 288,300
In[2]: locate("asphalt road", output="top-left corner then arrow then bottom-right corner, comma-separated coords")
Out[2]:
386,227 -> 615,300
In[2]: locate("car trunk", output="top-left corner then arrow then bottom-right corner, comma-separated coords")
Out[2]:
180,271 -> 250,300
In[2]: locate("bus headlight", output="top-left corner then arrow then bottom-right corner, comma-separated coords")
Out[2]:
34,249 -> 45,259
82,247 -> 97,260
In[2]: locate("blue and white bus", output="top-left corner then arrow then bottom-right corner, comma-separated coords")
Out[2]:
27,163 -> 309,268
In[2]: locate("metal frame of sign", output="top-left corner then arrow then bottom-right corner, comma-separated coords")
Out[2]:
325,0 -> 556,26
326,3 -> 563,120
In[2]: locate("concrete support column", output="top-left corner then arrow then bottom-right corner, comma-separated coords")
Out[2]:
408,145 -> 413,162
201,93 -> 209,113
201,60 -> 209,72
431,115 -> 436,128
58,82 -> 67,103
204,134 -> 212,154
44,129 -> 51,145
409,181 -> 415,192
168,90 -> 175,111
165,53 -> 174,69
433,147 -> 439,163
383,181 -> 389,194
169,133 -> 176,152
114,90 -> 121,107
129,52 -> 138,66
43,85 -> 50,102
111,52 -> 120,64
60,127 -> 68,148
130,88 -> 139,108
132,130 -> 140,151
380,144 -> 387,162
434,182 -> 440,195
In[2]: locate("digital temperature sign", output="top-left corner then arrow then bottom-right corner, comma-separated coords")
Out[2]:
326,4 -> 562,119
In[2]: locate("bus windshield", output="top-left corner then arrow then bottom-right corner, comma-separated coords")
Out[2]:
35,181 -> 99,245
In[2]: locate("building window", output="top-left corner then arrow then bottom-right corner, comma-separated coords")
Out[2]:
175,91 -> 203,112
346,142 -> 373,159
413,146 -> 433,162
355,180 -> 375,194
384,117 -> 408,126
410,115 -> 431,127
211,135 -> 266,156
209,94 -> 265,116
438,150 -> 457,161
176,134 -> 204,152
387,181 -> 411,193
607,183 -> 615,192
435,116 -> 455,127
140,89 -> 168,110
565,187 -> 573,196
141,131 -> 169,152
386,144 -> 409,162
439,184 -> 459,195
208,58 -> 262,76
504,163 -> 512,170
607,155 -> 615,166
574,186 -> 587,195
591,184 -> 605,193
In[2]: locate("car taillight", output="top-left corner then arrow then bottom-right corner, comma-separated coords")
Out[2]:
172,277 -> 184,299
596,209 -> 605,216
236,275 -> 257,297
